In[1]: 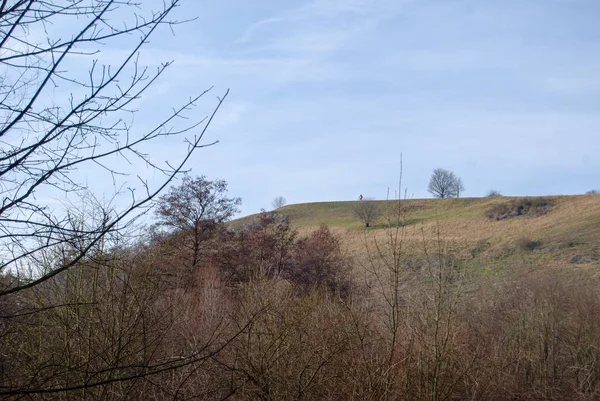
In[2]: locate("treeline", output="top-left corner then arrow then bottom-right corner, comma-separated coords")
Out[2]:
3,1 -> 600,398
2,183 -> 600,400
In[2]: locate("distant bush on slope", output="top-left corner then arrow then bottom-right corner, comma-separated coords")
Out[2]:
486,189 -> 502,197
216,211 -> 352,296
485,197 -> 554,220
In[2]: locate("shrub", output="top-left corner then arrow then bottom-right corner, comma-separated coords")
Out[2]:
485,197 -> 554,220
216,211 -> 297,283
287,225 -> 352,296
586,189 -> 599,195
486,190 -> 502,197
353,198 -> 380,228
214,213 -> 352,296
518,237 -> 538,251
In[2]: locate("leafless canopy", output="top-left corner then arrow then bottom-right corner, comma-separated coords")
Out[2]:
0,0 -> 228,296
427,168 -> 465,199
353,197 -> 379,228
154,175 -> 241,267
272,196 -> 286,209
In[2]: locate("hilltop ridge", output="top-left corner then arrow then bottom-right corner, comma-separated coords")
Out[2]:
234,195 -> 600,272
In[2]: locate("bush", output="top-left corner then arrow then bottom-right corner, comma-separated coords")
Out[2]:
214,213 -> 352,296
586,189 -> 599,195
485,197 -> 554,220
486,190 -> 502,197
518,237 -> 538,251
287,225 -> 352,296
216,211 -> 297,283
353,198 -> 380,228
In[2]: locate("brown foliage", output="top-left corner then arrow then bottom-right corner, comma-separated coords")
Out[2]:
4,234 -> 600,400
288,225 -> 352,296
5,205 -> 600,399
215,211 -> 297,283
214,212 -> 351,296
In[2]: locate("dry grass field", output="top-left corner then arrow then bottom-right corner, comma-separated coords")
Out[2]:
236,194 -> 600,274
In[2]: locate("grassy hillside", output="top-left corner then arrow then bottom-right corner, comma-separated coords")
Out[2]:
235,197 -> 494,229
235,195 -> 600,272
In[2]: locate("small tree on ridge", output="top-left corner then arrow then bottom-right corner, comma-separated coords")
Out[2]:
272,196 -> 287,209
428,168 -> 464,198
353,197 -> 379,228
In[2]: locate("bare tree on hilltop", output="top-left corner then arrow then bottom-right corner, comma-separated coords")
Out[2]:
272,196 -> 287,209
453,177 -> 465,198
428,168 -> 465,198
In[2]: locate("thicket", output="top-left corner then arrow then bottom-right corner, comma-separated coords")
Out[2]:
3,207 -> 600,399
485,197 -> 555,220
4,0 -> 598,398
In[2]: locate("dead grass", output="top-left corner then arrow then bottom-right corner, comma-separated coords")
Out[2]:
232,195 -> 600,273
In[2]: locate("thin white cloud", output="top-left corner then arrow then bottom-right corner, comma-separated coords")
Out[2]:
235,17 -> 288,44
234,0 -> 403,51
46,0 -> 600,214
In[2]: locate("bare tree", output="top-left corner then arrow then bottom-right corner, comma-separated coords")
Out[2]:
154,175 -> 241,268
487,189 -> 502,197
427,168 -> 464,198
272,196 -> 287,209
0,1 -> 239,396
453,177 -> 465,198
353,197 -> 379,228
0,0 -> 228,296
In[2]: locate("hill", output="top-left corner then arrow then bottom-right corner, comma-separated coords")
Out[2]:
234,195 -> 600,273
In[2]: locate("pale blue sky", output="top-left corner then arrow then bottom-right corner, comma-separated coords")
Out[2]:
116,0 -> 600,216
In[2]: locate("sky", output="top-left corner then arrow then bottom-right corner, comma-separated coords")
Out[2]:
81,0 -> 600,216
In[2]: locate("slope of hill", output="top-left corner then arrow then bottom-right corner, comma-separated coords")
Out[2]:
234,195 -> 600,272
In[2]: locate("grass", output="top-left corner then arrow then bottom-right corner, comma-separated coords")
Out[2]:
232,195 -> 600,272
236,197 -> 501,230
